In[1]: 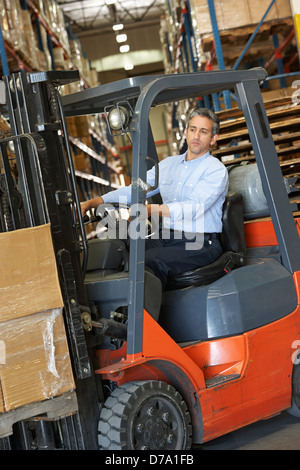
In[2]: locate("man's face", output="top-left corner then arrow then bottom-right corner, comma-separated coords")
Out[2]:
185,115 -> 218,160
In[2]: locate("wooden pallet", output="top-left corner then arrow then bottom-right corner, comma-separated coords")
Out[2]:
0,390 -> 78,439
213,93 -> 300,212
214,96 -> 300,171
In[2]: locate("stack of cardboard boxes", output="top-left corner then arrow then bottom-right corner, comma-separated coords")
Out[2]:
160,0 -> 293,73
0,224 -> 75,416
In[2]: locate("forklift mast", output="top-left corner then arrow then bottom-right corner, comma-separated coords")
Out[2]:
0,67 -> 300,449
0,71 -> 100,449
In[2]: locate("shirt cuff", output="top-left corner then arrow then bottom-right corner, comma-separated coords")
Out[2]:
167,202 -> 183,224
166,201 -> 205,233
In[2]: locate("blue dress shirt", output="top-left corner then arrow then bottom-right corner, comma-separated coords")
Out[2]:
102,150 -> 228,233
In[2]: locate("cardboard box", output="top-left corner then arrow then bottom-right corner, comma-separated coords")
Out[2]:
0,224 -> 63,322
190,0 -> 292,35
0,224 -> 75,413
0,309 -> 75,412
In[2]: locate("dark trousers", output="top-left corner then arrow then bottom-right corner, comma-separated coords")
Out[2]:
145,228 -> 223,289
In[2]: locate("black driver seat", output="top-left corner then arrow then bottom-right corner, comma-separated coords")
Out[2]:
166,191 -> 247,290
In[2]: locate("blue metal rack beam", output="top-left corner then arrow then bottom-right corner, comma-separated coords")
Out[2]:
233,0 -> 276,70
272,34 -> 287,88
207,0 -> 231,110
0,26 -> 9,76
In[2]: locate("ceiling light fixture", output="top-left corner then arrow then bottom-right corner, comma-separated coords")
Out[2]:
124,63 -> 134,71
113,23 -> 124,31
116,33 -> 127,43
119,44 -> 130,53
105,0 -> 117,5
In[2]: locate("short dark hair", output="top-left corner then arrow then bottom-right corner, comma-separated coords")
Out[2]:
187,108 -> 220,136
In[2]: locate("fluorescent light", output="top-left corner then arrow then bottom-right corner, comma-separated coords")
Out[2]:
119,44 -> 130,53
116,33 -> 127,43
113,23 -> 124,31
124,63 -> 134,70
105,0 -> 116,5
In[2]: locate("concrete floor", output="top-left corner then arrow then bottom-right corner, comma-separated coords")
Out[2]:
197,411 -> 300,450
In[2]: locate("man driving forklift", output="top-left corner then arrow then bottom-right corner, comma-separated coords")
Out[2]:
80,107 -> 228,289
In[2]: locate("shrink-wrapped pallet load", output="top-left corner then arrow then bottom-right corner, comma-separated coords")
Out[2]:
0,224 -> 75,414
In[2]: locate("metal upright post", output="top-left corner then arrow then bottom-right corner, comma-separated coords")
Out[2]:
34,17 -> 45,53
183,9 -> 198,72
207,0 -> 231,109
289,0 -> 300,65
272,34 -> 287,88
46,29 -> 56,71
0,25 -> 9,76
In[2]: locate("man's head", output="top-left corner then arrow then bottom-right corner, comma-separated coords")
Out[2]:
185,107 -> 219,160
187,107 -> 220,136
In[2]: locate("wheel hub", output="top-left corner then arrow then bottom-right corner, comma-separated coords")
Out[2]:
133,398 -> 181,450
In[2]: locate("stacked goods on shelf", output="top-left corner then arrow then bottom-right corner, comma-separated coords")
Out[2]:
2,0 -> 26,53
0,1 -> 10,43
44,0 -> 71,57
193,0 -> 293,68
160,0 -> 298,159
31,0 -> 71,58
21,7 -> 39,70
190,0 -> 291,35
68,38 -> 98,88
59,92 -> 123,188
160,0 -> 294,73
0,1 -> 121,201
160,0 -> 198,74
60,80 -> 93,173
0,0 -> 99,88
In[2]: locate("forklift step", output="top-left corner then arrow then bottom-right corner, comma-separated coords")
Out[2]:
205,374 -> 241,388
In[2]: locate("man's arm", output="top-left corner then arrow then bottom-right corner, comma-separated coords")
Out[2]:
146,204 -> 170,218
80,162 -> 162,219
80,196 -> 104,217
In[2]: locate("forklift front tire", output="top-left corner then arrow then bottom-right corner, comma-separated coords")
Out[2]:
98,380 -> 192,450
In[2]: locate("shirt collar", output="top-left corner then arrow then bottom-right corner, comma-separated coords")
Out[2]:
180,150 -> 210,163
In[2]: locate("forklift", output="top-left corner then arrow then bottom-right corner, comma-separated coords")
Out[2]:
0,67 -> 300,450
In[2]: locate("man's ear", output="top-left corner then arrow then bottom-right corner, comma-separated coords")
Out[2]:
211,133 -> 218,146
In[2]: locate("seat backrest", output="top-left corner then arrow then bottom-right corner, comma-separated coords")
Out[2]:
221,191 -> 247,254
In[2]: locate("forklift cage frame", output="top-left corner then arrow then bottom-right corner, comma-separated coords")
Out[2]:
63,67 -> 300,357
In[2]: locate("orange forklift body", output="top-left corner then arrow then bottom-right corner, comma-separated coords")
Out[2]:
95,217 -> 300,443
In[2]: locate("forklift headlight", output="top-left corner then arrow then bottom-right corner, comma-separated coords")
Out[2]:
107,105 -> 130,131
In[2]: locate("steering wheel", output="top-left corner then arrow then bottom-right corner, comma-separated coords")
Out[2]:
93,202 -> 155,241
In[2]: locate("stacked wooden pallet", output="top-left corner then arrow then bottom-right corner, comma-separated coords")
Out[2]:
214,95 -> 300,175
200,18 -> 294,68
213,93 -> 300,211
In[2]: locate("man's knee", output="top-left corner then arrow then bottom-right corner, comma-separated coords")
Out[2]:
145,250 -> 169,288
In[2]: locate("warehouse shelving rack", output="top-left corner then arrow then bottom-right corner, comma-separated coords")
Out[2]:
162,0 -> 299,111
0,0 -> 123,204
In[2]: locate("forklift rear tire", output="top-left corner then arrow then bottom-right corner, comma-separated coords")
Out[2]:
98,380 -> 192,450
287,361 -> 300,418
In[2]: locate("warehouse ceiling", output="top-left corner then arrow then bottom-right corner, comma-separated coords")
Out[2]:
57,0 -> 166,33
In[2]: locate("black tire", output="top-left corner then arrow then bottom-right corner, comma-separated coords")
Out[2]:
98,380 -> 192,450
287,360 -> 300,418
